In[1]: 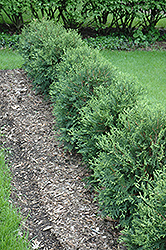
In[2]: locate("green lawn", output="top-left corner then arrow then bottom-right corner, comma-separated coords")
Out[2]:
0,48 -> 165,107
0,149 -> 30,250
101,50 -> 166,107
0,48 -> 24,69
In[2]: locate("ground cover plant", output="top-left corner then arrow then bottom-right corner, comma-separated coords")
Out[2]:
85,27 -> 166,51
0,148 -> 30,250
0,32 -> 19,49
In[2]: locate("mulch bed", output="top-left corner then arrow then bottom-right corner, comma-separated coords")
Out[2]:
0,69 -> 127,250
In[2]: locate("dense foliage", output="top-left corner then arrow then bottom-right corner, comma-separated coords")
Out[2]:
0,0 -> 165,31
0,0 -> 29,30
19,19 -> 83,95
120,169 -> 166,249
50,45 -> 118,149
0,32 -> 19,49
81,0 -> 166,31
90,105 -> 166,226
72,76 -> 143,162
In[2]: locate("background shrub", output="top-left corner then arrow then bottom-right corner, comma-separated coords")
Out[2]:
50,45 -> 118,150
0,0 -> 29,30
120,169 -> 166,250
90,104 -> 166,226
19,19 -> 84,95
29,0 -> 83,28
81,0 -> 166,32
1,0 -> 165,32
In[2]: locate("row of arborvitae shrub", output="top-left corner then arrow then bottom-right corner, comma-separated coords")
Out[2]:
19,19 -> 166,249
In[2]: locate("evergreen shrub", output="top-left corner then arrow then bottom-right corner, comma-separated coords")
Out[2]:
90,105 -> 166,226
19,19 -> 84,95
72,74 -> 143,162
120,169 -> 166,250
49,45 -> 118,150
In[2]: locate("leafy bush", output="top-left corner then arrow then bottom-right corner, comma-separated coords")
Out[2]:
81,0 -> 166,32
81,0 -> 139,31
0,0 -> 29,30
19,19 -> 84,95
50,45 -> 118,150
138,0 -> 166,30
72,74 -> 143,162
120,169 -> 166,250
90,104 -> 166,226
29,0 -> 83,28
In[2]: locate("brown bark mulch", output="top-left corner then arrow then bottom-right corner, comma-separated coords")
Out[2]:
0,69 -> 127,250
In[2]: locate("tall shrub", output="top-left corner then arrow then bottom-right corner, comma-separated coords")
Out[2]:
50,45 -> 118,150
29,0 -> 58,20
72,75 -> 143,162
91,104 -> 166,226
120,169 -> 166,250
29,0 -> 83,28
19,19 -> 84,95
138,0 -> 166,30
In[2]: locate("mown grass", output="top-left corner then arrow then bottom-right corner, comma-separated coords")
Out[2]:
0,148 -> 30,250
0,48 -> 24,69
101,50 -> 166,107
156,18 -> 166,28
0,47 -> 165,107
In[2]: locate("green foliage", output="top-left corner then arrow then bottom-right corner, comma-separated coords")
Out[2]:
85,28 -> 166,51
29,0 -> 58,20
81,0 -> 166,32
0,0 -> 84,29
0,32 -> 19,49
0,0 -> 165,31
85,34 -> 150,51
50,45 -> 118,150
19,19 -> 83,95
120,169 -> 166,250
72,74 -> 143,162
29,0 -> 84,28
138,0 -> 166,30
90,104 -> 166,226
0,149 -> 30,249
81,0 -> 139,31
0,0 -> 30,30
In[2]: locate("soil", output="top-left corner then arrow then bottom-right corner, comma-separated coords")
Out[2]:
0,69 -> 127,250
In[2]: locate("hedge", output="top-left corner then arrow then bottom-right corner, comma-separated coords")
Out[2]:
19,19 -> 84,95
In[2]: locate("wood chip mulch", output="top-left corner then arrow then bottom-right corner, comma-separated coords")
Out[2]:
0,69 -> 127,250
